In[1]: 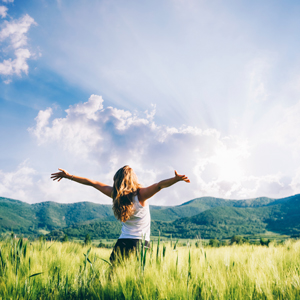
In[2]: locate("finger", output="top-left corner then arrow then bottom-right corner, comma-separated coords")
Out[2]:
51,174 -> 59,177
58,178 -> 62,182
175,170 -> 178,176
51,172 -> 61,176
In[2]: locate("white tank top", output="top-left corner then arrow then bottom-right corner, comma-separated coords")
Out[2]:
119,194 -> 151,241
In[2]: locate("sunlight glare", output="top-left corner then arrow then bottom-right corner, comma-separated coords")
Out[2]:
213,148 -> 245,182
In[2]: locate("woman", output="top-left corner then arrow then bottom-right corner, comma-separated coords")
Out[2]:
51,166 -> 190,262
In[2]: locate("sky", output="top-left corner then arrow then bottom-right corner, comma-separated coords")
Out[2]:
1,0 -> 300,206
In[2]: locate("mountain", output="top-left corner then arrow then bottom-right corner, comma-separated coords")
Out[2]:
0,198 -> 36,234
1,194 -> 300,239
151,194 -> 300,239
32,201 -> 115,229
178,196 -> 281,208
0,197 -> 114,235
150,196 -> 277,221
264,194 -> 300,235
46,194 -> 300,239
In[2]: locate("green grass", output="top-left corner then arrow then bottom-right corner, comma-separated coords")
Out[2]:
1,238 -> 300,299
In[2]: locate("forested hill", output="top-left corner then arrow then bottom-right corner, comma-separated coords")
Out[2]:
149,196 -> 278,220
0,194 -> 299,239
155,194 -> 300,239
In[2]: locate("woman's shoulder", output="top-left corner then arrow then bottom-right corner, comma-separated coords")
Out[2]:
130,189 -> 148,207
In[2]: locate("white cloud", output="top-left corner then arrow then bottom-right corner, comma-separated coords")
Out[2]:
0,161 -> 116,204
3,78 -> 11,84
26,95 -> 299,205
274,100 -> 300,150
29,95 -> 104,158
290,168 -> 300,193
0,14 -> 36,48
0,6 -> 7,18
250,98 -> 300,164
2,0 -> 14,3
0,57 -> 12,74
0,48 -> 31,75
65,94 -> 104,121
0,161 -> 36,202
196,172 -> 293,200
0,12 -> 36,77
30,107 -> 53,140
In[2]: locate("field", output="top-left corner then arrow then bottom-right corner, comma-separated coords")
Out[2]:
1,238 -> 300,299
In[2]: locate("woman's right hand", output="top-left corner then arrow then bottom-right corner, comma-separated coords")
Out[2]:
51,168 -> 70,182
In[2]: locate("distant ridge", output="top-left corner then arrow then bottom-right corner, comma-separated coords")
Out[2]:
1,194 -> 300,239
0,197 -> 114,235
179,196 -> 276,208
168,194 -> 300,238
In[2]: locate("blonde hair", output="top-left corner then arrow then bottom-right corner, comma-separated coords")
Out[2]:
112,166 -> 142,222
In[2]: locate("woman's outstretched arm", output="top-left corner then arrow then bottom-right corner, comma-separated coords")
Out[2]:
51,168 -> 113,198
138,170 -> 190,203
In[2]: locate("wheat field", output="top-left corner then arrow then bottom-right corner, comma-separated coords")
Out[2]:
0,238 -> 300,299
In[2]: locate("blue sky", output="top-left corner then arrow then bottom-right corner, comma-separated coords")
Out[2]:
1,0 -> 300,205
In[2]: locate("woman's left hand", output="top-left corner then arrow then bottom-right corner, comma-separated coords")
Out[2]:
175,170 -> 190,183
51,168 -> 70,182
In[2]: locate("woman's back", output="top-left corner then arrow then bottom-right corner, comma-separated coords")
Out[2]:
119,194 -> 151,241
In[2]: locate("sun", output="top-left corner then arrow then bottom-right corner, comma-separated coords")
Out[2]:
213,148 -> 246,182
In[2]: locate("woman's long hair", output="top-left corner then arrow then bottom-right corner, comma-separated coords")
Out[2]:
112,166 -> 142,222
